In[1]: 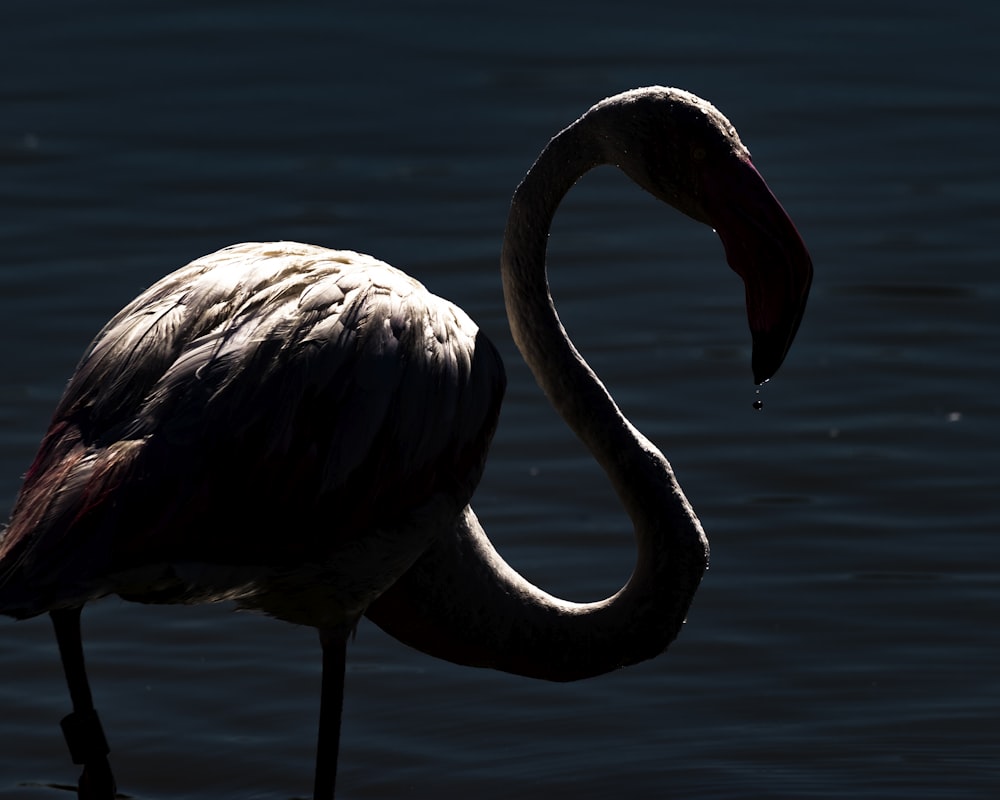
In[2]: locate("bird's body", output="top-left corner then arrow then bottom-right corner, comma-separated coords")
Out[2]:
0,243 -> 504,630
0,86 -> 812,799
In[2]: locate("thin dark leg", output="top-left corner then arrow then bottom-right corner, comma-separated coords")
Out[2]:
313,628 -> 347,800
50,607 -> 117,800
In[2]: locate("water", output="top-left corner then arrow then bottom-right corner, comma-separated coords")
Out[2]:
2,1 -> 998,797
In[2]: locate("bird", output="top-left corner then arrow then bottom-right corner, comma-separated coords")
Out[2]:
0,86 -> 812,799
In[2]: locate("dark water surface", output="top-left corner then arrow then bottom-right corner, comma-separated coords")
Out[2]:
2,1 -> 998,798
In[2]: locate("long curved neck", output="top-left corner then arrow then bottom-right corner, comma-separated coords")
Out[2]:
365,114 -> 710,681
503,121 -> 637,472
503,116 -> 675,508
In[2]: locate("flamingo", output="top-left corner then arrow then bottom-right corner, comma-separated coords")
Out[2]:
0,86 -> 812,799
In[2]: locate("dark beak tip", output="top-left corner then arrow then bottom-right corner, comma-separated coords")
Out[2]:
752,364 -> 774,387
751,328 -> 794,386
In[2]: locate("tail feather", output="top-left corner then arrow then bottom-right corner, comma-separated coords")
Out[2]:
0,427 -> 144,618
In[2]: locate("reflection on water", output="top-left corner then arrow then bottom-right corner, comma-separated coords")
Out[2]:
2,1 -> 999,798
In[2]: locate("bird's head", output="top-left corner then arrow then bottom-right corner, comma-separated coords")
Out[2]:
588,87 -> 813,385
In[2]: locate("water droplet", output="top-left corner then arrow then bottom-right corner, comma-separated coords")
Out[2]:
753,398 -> 763,411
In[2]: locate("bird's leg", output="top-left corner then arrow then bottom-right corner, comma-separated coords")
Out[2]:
50,607 -> 117,800
313,627 -> 347,800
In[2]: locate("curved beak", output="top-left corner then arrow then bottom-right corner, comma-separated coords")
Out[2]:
701,157 -> 813,385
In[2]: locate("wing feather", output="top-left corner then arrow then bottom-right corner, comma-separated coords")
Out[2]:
0,243 -> 505,618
